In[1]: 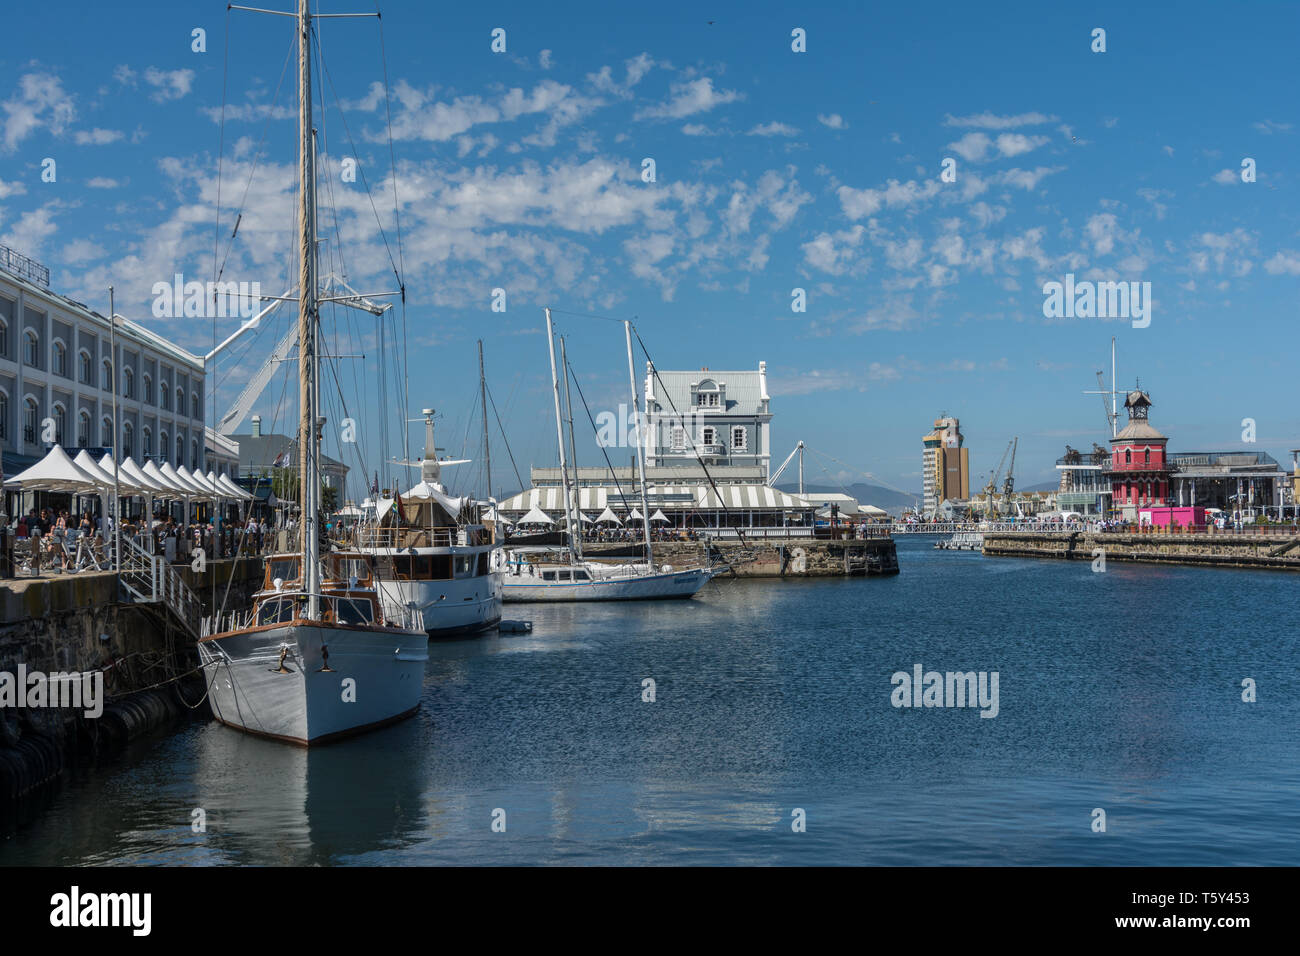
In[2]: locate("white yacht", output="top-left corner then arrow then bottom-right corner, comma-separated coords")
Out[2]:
497,552 -> 713,601
353,412 -> 502,636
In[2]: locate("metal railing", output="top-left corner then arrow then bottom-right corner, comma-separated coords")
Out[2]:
352,526 -> 461,549
0,242 -> 50,286
117,534 -> 203,637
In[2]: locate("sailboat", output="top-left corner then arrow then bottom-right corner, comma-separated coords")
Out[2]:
197,0 -> 427,745
497,310 -> 715,602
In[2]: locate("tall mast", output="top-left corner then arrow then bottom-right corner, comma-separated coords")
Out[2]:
478,339 -> 492,499
624,321 -> 653,569
544,308 -> 575,553
560,336 -> 582,561
1110,336 -> 1117,439
296,0 -> 320,617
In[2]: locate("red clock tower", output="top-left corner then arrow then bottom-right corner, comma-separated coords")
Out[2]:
1109,390 -> 1170,521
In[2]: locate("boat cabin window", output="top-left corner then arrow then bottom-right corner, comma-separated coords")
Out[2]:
329,556 -> 372,584
542,570 -> 557,581
257,598 -> 295,626
454,555 -> 473,577
332,596 -> 375,626
572,569 -> 590,581
267,558 -> 299,585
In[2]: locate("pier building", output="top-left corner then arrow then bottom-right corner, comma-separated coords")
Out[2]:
921,416 -> 968,516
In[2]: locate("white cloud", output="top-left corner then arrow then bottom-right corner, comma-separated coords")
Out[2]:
802,225 -> 865,274
817,113 -> 848,130
994,132 -> 1049,157
0,178 -> 27,199
1212,168 -> 1238,184
85,177 -> 121,189
2,72 -> 76,152
539,49 -> 553,70
1253,120 -> 1293,134
635,76 -> 741,121
943,111 -> 1057,129
1263,250 -> 1300,275
143,68 -> 195,103
837,178 -> 940,219
74,127 -> 124,145
747,121 -> 798,137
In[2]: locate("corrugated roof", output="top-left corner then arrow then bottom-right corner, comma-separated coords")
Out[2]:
496,481 -> 814,514
648,368 -> 767,416
1112,421 -> 1167,442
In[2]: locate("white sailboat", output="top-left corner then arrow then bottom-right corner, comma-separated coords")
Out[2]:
499,310 -> 715,602
198,0 -> 427,745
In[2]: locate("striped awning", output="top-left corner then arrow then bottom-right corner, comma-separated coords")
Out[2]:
496,482 -> 815,516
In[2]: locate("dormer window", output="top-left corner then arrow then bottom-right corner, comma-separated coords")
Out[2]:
694,378 -> 721,408
699,391 -> 720,407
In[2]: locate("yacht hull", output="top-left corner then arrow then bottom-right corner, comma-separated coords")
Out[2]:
375,574 -> 503,637
198,623 -> 427,745
501,566 -> 712,602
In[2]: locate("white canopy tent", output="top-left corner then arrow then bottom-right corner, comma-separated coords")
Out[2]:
594,506 -> 622,525
518,506 -> 554,526
649,509 -> 670,523
628,508 -> 644,522
141,459 -> 184,496
215,473 -> 253,501
4,444 -> 102,493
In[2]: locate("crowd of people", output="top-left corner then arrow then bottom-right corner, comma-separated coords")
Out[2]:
1,506 -> 298,578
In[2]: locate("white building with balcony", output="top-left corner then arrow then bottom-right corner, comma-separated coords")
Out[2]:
643,362 -> 772,475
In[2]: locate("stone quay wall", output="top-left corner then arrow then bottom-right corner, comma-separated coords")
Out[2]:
982,530 -> 1300,571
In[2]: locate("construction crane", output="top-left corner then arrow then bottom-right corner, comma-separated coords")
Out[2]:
769,441 -> 805,493
1002,437 -> 1017,497
983,438 -> 1016,516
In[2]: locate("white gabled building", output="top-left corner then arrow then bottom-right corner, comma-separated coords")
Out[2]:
643,362 -> 772,476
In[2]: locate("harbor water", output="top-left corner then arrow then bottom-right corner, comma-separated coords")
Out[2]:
3,536 -> 1298,865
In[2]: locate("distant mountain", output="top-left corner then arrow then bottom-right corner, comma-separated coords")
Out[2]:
776,481 -> 918,511
1019,481 -> 1059,493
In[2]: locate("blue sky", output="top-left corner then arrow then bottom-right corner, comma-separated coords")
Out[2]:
2,0 -> 1297,501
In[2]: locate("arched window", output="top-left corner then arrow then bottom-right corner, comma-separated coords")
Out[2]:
176,434 -> 184,464
101,417 -> 113,447
122,421 -> 134,458
23,397 -> 39,443
0,390 -> 8,441
0,318 -> 8,357
24,330 -> 40,368
102,358 -> 113,391
53,340 -> 67,377
1144,447 -> 1150,465
160,381 -> 170,409
78,410 -> 90,447
53,404 -> 66,445
191,438 -> 199,470
123,366 -> 135,399
79,350 -> 92,384
143,426 -> 152,458
191,391 -> 199,420
160,430 -> 169,462
1124,449 -> 1132,465
175,387 -> 184,417
143,374 -> 153,404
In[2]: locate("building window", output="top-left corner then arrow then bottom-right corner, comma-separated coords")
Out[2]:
731,426 -> 746,451
160,381 -> 170,409
191,391 -> 199,420
1144,447 -> 1151,465
80,350 -> 92,384
160,431 -> 169,462
1125,449 -> 1132,465
143,374 -> 153,404
143,426 -> 152,458
123,366 -> 135,399
53,404 -> 66,445
24,330 -> 40,368
78,410 -> 89,447
102,418 -> 113,447
102,358 -> 113,391
53,341 -> 67,377
176,387 -> 184,417
0,391 -> 7,441
671,426 -> 686,451
192,438 -> 199,470
0,318 -> 7,358
176,435 -> 184,465
122,422 -> 133,458
25,399 -> 40,444
702,426 -> 716,447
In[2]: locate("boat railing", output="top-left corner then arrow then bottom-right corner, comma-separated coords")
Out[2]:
352,526 -> 461,549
